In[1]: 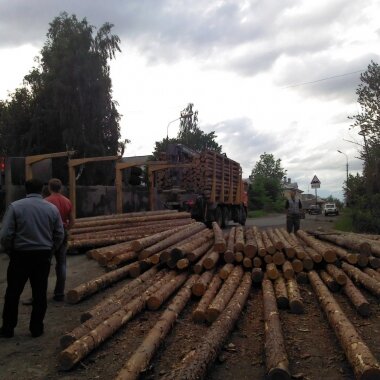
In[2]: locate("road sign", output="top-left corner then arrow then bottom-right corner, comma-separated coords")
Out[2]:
311,175 -> 321,189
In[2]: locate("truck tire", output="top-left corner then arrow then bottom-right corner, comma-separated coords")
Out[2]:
214,206 -> 223,227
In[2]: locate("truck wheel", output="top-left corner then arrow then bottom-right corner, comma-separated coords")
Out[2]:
221,207 -> 230,228
214,207 -> 223,228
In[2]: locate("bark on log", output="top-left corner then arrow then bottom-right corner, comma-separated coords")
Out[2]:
235,251 -> 244,263
251,267 -> 264,283
253,257 -> 263,268
115,274 -> 199,380
320,240 -> 358,265
264,254 -> 273,264
244,227 -> 257,257
203,250 -> 220,270
267,228 -> 284,250
262,230 -> 276,254
319,270 -> 340,293
60,270 -> 167,348
314,233 -> 371,256
224,227 -> 236,263
308,270 -> 380,379
273,251 -> 286,266
369,256 -> 380,269
253,226 -> 266,257
193,248 -> 214,274
341,263 -> 380,298
192,274 -> 223,323
304,247 -> 323,264
106,251 -> 137,267
234,226 -> 245,252
66,262 -> 139,304
286,278 -> 304,314
59,270 -> 177,370
291,259 -> 304,273
282,261 -> 294,279
343,276 -> 370,317
163,273 -> 252,380
262,278 -> 291,380
274,275 -> 289,309
192,270 -> 215,297
363,267 -> 380,282
326,264 -> 347,285
243,257 -> 253,268
212,222 -> 226,253
187,239 -> 214,262
296,272 -> 309,284
296,230 -> 336,263
266,263 -> 279,280
219,263 -> 234,280
276,229 -> 296,258
147,272 -> 189,310
206,266 -> 244,322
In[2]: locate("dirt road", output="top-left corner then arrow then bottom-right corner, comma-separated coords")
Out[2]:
0,215 -> 379,380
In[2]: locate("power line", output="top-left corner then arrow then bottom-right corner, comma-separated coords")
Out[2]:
282,69 -> 365,89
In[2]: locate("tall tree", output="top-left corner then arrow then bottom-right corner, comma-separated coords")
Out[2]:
0,12 -> 124,158
248,153 -> 286,211
152,103 -> 222,158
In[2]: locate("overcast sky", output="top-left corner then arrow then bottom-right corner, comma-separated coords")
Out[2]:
0,0 -> 378,199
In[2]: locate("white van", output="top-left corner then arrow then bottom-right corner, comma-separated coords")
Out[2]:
324,203 -> 339,216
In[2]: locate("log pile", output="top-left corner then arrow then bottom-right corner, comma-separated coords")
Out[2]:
59,223 -> 380,379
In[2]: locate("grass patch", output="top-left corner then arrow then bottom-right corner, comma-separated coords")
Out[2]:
334,210 -> 354,232
247,210 -> 268,218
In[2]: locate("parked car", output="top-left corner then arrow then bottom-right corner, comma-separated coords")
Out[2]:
309,205 -> 321,215
324,203 -> 339,216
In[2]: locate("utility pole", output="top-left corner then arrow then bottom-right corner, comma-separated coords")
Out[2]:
337,150 -> 349,205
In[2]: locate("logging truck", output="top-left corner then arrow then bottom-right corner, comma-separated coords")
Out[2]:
147,144 -> 247,227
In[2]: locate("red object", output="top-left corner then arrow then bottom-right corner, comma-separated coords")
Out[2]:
0,157 -> 5,172
45,193 -> 72,228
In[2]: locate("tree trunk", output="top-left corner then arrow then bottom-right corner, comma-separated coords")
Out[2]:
192,270 -> 215,297
115,274 -> 199,380
206,266 -> 244,322
193,248 -> 214,274
244,226 -> 258,257
224,227 -> 236,263
267,228 -> 284,250
282,261 -> 294,279
192,274 -> 223,323
341,263 -> 380,298
203,250 -> 220,270
251,267 -> 264,283
291,259 -> 304,273
163,273 -> 252,380
297,230 -> 336,263
262,278 -> 291,380
262,230 -> 276,254
308,270 -> 380,379
326,264 -> 347,285
304,246 -> 322,263
253,257 -> 263,268
219,263 -> 234,280
319,270 -> 340,292
273,251 -> 286,266
234,226 -> 245,252
186,238 -> 214,263
363,267 -> 380,282
343,276 -> 370,317
266,263 -> 279,280
276,228 -> 296,258
286,277 -> 304,314
274,275 -> 289,309
212,221 -> 226,253
253,226 -> 266,257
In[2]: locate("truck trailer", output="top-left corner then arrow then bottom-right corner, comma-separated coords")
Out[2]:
148,144 -> 247,227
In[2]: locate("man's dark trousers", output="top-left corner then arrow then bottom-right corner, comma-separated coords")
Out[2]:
286,214 -> 300,233
2,250 -> 52,335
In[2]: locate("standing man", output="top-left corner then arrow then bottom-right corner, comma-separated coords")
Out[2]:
45,178 -> 74,302
285,188 -> 303,233
0,178 -> 64,338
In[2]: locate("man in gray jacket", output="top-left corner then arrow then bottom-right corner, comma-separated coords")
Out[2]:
0,178 -> 64,338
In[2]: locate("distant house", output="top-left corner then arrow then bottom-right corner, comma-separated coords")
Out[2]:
300,193 -> 326,211
282,177 -> 303,199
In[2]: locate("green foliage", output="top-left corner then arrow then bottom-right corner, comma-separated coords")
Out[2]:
152,103 -> 222,158
324,195 -> 344,209
346,61 -> 380,232
248,153 -> 286,211
0,12 -> 124,161
334,208 -> 354,232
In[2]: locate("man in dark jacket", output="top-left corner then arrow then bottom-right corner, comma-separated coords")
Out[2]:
285,189 -> 303,233
0,178 -> 64,338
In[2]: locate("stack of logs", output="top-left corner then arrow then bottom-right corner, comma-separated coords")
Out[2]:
154,149 -> 242,203
59,221 -> 380,380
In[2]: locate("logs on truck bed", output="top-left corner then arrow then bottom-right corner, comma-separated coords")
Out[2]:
262,278 -> 291,380
308,270 -> 380,379
206,266 -> 244,322
115,274 -> 199,380
162,272 -> 252,380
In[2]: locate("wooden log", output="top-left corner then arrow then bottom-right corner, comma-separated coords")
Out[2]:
192,274 -> 223,323
253,256 -> 263,268
273,251 -> 286,266
60,270 -> 167,348
193,248 -> 213,274
304,246 -> 323,264
266,263 -> 279,280
66,262 -> 138,304
219,263 -> 234,280
186,239 -> 214,262
147,272 -> 189,310
252,267 -> 264,283
212,222 -> 226,253
315,233 -> 371,256
244,227 -> 257,257
341,263 -> 380,298
224,227 -> 236,263
369,256 -> 380,269
243,257 -> 253,268
234,226 -> 245,252
262,278 -> 291,380
297,230 -> 336,263
164,273 -> 252,380
343,276 -> 370,317
286,277 -> 304,314
206,266 -> 244,323
203,250 -> 220,270
276,228 -> 296,258
326,264 -> 347,285
267,228 -> 284,250
319,270 -> 340,292
363,267 -> 380,282
296,271 -> 309,284
357,254 -> 369,268
115,274 -> 199,380
282,261 -> 294,279
106,251 -> 137,267
59,270 -> 176,370
235,251 -> 244,263
321,240 -> 358,265
253,226 -> 266,257
289,233 -> 306,260
309,270 -> 380,379
140,222 -> 206,258
263,254 -> 273,264
301,255 -> 313,271
192,270 -> 215,297
262,230 -> 276,254
291,259 -> 304,273
274,275 -> 289,309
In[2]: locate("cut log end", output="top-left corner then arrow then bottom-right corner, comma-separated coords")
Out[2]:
60,334 -> 76,349
66,290 -> 80,304
267,366 -> 291,380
